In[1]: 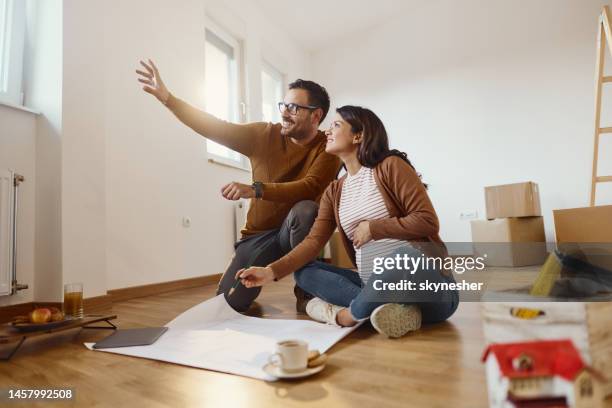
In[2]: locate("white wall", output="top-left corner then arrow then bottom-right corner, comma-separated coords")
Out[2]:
62,0 -> 107,298
24,0 -> 63,303
312,0 -> 612,243
0,106 -> 36,306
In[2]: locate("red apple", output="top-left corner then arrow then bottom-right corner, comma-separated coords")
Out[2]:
29,308 -> 52,324
49,307 -> 64,322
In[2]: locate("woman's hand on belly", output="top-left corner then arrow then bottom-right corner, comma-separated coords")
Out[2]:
353,221 -> 373,249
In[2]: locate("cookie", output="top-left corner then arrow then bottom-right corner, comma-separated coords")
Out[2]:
307,353 -> 327,368
308,350 -> 320,361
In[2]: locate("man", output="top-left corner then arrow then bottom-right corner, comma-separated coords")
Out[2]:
136,59 -> 340,312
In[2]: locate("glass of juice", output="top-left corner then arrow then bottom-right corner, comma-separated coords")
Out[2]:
63,283 -> 84,318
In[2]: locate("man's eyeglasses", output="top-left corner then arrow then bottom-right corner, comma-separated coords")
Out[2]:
278,102 -> 319,115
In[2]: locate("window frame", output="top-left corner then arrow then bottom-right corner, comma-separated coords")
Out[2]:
203,18 -> 250,172
0,0 -> 26,107
260,59 -> 285,123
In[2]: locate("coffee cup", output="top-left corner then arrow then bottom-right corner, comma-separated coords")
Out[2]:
268,339 -> 308,373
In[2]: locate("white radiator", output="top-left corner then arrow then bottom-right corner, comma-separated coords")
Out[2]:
0,170 -> 14,296
0,170 -> 26,296
234,199 -> 250,242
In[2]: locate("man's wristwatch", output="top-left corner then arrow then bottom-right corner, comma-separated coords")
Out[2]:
252,181 -> 263,199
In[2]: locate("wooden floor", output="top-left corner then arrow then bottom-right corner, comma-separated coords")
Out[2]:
0,269 -> 610,408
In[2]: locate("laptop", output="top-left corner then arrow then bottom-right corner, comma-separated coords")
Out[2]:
93,327 -> 168,349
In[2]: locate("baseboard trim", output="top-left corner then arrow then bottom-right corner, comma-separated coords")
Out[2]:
108,274 -> 221,303
84,294 -> 113,313
0,274 -> 221,323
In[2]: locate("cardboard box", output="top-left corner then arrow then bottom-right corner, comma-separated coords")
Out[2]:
553,205 -> 612,243
471,217 -> 547,267
485,182 -> 541,219
553,205 -> 612,272
329,230 -> 355,269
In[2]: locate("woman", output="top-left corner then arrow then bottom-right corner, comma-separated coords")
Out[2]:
238,106 -> 459,338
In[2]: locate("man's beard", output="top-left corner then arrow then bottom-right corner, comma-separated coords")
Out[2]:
281,123 -> 308,139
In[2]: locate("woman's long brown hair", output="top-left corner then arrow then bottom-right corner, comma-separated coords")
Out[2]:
336,105 -> 427,189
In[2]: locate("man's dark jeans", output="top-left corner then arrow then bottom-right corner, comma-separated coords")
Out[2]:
217,200 -> 318,312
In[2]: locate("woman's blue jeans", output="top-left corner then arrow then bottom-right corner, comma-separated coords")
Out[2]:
294,245 -> 459,322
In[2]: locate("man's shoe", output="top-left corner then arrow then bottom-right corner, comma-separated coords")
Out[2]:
370,304 -> 422,338
294,284 -> 314,313
305,297 -> 343,326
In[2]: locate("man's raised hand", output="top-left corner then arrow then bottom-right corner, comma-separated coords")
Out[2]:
136,59 -> 170,104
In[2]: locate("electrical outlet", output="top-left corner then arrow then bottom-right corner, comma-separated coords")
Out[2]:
460,210 -> 478,220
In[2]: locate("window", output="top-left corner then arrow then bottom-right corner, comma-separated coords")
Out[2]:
580,377 -> 593,397
204,23 -> 248,169
261,61 -> 283,123
0,0 -> 26,106
0,1 -> 6,70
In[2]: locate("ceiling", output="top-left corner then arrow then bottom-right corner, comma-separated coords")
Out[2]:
254,0 -> 423,52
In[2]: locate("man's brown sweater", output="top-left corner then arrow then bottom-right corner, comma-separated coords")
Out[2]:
165,94 -> 341,236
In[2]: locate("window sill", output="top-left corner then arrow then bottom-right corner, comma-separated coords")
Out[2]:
0,101 -> 40,115
207,155 -> 251,173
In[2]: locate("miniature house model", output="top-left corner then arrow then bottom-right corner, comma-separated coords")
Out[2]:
482,340 -> 605,408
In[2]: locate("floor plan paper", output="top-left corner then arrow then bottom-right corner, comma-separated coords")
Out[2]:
85,294 -> 360,380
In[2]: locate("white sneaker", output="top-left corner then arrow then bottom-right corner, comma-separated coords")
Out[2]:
370,304 -> 422,338
305,297 -> 344,326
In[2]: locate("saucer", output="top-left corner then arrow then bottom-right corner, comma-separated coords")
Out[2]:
263,362 -> 325,379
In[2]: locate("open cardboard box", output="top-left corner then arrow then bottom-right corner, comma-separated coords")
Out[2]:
553,205 -> 612,271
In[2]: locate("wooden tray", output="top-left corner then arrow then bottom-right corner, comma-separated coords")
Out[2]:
10,316 -> 78,332
0,314 -> 117,361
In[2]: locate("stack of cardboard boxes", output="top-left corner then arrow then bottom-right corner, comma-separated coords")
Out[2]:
471,182 -> 547,267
